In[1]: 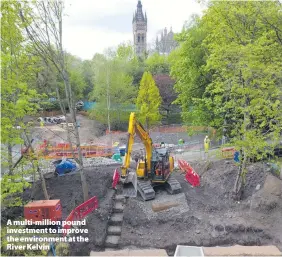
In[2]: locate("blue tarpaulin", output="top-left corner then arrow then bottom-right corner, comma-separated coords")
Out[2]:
53,159 -> 76,176
82,101 -> 97,111
82,101 -> 136,112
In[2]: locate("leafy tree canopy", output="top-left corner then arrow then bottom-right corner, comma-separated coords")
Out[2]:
136,71 -> 162,129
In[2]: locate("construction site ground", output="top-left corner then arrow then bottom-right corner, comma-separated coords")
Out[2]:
3,114 -> 282,256
12,159 -> 281,256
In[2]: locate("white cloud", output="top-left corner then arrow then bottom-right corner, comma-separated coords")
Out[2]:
63,0 -> 204,60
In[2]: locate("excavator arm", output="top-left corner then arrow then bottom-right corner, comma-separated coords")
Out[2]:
120,112 -> 154,198
121,112 -> 153,177
120,112 -> 181,200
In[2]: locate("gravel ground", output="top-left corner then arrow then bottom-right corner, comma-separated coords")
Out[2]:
124,192 -> 189,223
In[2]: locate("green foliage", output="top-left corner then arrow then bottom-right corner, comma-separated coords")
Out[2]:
136,71 -> 162,128
81,60 -> 95,97
1,1 -> 41,145
89,45 -> 137,127
201,1 -> 282,161
1,171 -> 32,207
55,243 -> 70,256
1,1 -> 41,208
170,1 -> 282,176
169,14 -> 212,127
1,224 -> 49,256
145,53 -> 170,75
66,54 -> 88,100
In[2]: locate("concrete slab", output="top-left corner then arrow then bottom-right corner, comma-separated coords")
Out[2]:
109,213 -> 123,225
90,249 -> 168,256
174,246 -> 204,257
107,225 -> 122,235
104,235 -> 120,248
203,245 -> 282,256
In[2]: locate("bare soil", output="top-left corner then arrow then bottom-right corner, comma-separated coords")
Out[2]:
2,165 -> 119,256
120,160 -> 282,255
2,114 -> 282,255
2,159 -> 282,256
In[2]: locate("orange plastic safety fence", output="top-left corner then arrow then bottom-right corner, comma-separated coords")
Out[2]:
37,144 -> 114,159
221,147 -> 235,159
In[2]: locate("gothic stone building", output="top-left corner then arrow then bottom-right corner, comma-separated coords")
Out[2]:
132,1 -> 147,57
156,27 -> 178,55
132,1 -> 177,56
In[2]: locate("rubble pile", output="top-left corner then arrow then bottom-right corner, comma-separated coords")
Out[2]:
82,157 -> 119,167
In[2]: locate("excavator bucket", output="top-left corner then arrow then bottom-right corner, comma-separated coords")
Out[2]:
122,170 -> 137,197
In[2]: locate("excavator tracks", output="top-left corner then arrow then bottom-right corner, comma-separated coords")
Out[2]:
137,180 -> 155,201
165,175 -> 182,195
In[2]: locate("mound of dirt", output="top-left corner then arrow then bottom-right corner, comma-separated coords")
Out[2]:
251,174 -> 282,213
120,159 -> 282,254
2,165 -> 119,256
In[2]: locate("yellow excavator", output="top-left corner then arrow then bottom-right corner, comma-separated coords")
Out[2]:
120,112 -> 182,200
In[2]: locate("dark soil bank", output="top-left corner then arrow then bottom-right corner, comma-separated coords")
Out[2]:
121,160 -> 282,254
2,160 -> 282,256
2,165 -> 119,256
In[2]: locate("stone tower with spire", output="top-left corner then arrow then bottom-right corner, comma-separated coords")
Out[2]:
132,1 -> 147,57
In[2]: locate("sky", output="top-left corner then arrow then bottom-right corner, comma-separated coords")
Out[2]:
63,0 -> 205,60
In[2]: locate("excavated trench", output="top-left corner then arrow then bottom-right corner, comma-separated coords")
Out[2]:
2,159 -> 282,256
118,159 -> 282,254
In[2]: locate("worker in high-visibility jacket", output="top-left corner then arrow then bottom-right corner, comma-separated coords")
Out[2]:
204,136 -> 210,153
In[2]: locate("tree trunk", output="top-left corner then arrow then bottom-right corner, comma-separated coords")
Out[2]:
20,1 -> 89,201
62,68 -> 89,201
24,131 -> 49,200
7,143 -> 13,175
106,61 -> 112,147
58,7 -> 89,201
232,70 -> 248,201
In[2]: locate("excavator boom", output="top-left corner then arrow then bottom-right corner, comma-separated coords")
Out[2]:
121,112 -> 153,197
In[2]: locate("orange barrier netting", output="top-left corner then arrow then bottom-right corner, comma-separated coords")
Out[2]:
105,130 -> 125,135
37,142 -> 114,159
221,147 -> 235,159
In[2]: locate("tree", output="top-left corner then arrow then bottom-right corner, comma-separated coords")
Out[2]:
153,74 -> 177,121
145,53 -> 170,75
136,72 -> 162,129
90,47 -> 136,131
1,1 -> 49,204
170,1 -> 282,200
169,14 -> 212,126
20,0 -> 89,201
201,1 -> 282,199
81,60 -> 94,98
